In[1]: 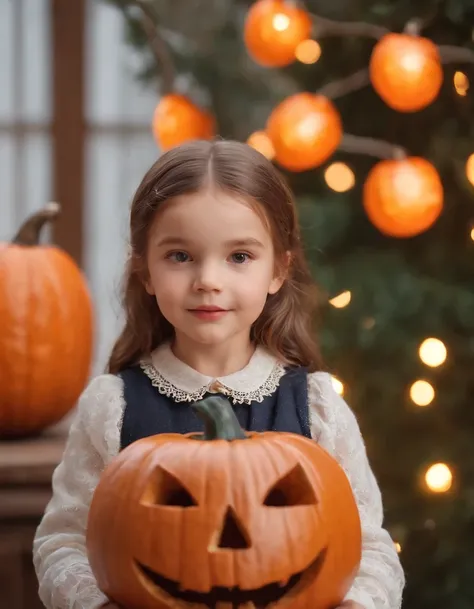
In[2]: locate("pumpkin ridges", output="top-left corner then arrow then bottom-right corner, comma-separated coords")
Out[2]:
261,437 -> 326,583
26,248 -> 91,429
274,434 -> 362,608
0,247 -> 32,428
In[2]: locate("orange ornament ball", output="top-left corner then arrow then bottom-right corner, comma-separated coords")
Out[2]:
244,0 -> 312,67
370,33 -> 443,112
267,93 -> 342,172
152,94 -> 215,151
363,157 -> 444,238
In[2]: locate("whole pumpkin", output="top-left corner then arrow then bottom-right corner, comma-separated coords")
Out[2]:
0,203 -> 93,436
87,395 -> 362,609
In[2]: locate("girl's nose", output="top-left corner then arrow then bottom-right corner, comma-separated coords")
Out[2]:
192,262 -> 223,292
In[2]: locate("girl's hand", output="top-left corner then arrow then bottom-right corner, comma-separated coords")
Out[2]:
336,602 -> 366,609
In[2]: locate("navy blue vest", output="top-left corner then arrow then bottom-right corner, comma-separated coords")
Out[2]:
118,365 -> 311,451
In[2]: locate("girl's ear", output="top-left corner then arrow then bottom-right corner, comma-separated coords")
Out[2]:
138,261 -> 154,296
268,251 -> 292,295
145,280 -> 155,296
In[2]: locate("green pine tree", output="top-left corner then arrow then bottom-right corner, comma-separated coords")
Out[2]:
105,1 -> 474,606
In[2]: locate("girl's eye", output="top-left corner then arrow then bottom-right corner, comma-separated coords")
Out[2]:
230,252 -> 251,264
167,251 -> 190,263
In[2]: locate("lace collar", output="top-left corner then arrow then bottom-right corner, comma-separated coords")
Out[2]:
139,343 -> 286,404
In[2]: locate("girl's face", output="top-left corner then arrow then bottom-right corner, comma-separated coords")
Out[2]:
145,188 -> 285,351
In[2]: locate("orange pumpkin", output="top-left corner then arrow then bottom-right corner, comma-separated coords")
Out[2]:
370,33 -> 443,112
267,93 -> 342,171
0,203 -> 94,436
363,157 -> 444,237
152,94 -> 216,151
87,395 -> 362,609
244,0 -> 312,67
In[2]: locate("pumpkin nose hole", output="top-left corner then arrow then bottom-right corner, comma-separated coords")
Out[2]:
217,506 -> 250,549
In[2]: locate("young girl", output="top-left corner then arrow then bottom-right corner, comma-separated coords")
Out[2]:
33,139 -> 404,609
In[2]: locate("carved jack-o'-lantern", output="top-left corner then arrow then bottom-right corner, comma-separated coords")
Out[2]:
87,396 -> 362,609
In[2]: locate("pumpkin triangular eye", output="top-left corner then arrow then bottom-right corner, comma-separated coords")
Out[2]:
141,466 -> 198,507
263,463 -> 317,506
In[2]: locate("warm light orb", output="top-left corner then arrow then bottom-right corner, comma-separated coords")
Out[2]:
329,290 -> 351,308
466,153 -> 474,187
247,131 -> 275,160
331,376 -> 344,396
454,71 -> 469,96
410,380 -> 435,407
272,13 -> 290,31
266,93 -> 342,171
363,157 -> 444,238
419,338 -> 447,367
394,542 -> 402,553
296,39 -> 322,64
369,33 -> 443,112
325,162 -> 355,192
244,0 -> 312,67
424,463 -> 453,493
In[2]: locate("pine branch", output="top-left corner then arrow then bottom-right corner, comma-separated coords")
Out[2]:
311,14 -> 389,40
339,134 -> 407,160
316,68 -> 370,100
130,0 -> 175,94
438,45 -> 474,65
310,12 -> 474,103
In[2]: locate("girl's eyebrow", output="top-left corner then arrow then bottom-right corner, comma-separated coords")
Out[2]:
155,236 -> 265,248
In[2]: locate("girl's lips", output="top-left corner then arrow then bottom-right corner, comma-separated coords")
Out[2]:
189,308 -> 229,320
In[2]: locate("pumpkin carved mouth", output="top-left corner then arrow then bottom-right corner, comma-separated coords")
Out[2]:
136,549 -> 327,608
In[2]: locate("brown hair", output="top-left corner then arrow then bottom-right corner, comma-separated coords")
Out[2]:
107,139 -> 323,374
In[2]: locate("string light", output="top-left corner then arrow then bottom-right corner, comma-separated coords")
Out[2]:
410,380 -> 435,407
329,290 -> 351,308
470,227 -> 474,241
466,153 -> 474,187
331,376 -> 344,396
424,463 -> 453,493
272,13 -> 290,32
394,542 -> 402,553
295,39 -> 321,64
454,71 -> 469,96
419,338 -> 447,368
247,131 -> 275,160
324,162 -> 355,192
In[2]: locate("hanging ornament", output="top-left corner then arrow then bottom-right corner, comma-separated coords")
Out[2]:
369,33 -> 443,112
152,94 -> 215,151
267,93 -> 342,172
363,157 -> 444,238
244,0 -> 312,68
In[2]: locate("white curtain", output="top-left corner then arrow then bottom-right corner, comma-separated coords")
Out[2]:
0,0 -> 52,242
85,0 -> 159,374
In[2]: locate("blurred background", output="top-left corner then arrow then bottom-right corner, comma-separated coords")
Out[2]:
1,0 -> 474,608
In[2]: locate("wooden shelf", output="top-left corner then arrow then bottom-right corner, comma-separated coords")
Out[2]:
0,424 -> 68,609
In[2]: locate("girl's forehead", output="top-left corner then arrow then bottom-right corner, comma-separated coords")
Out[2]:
150,190 -> 272,241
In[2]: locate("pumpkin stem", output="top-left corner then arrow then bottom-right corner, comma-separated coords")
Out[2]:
12,202 -> 61,245
191,396 -> 247,441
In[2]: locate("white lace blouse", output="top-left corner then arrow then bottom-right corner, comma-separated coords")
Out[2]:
33,344 -> 405,609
